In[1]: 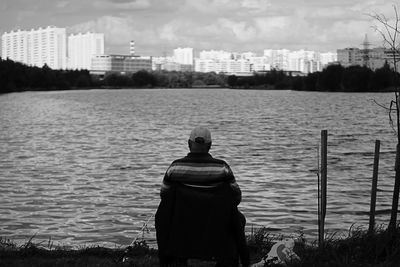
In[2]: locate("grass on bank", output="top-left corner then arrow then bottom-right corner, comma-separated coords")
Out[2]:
1,225 -> 400,267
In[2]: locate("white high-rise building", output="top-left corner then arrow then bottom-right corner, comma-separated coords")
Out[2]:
194,59 -> 216,73
173,47 -> 193,65
199,50 -> 231,61
248,56 -> 271,72
288,50 -> 318,73
240,52 -> 257,60
262,49 -> 337,73
1,29 -> 28,63
194,58 -> 251,74
221,59 -> 250,73
152,56 -> 175,70
196,50 -> 253,73
68,32 -> 104,70
320,52 -> 337,67
1,26 -> 67,69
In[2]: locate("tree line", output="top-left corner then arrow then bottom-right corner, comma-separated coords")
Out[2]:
0,58 -> 94,93
228,63 -> 400,92
0,58 -> 226,94
1,57 -> 399,94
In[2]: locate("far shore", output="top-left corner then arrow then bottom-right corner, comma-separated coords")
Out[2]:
1,58 -> 399,94
1,85 -> 398,95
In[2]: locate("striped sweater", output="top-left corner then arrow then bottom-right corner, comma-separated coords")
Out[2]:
161,152 -> 242,205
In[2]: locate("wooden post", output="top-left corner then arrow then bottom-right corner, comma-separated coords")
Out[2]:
369,140 -> 380,233
319,130 -> 328,248
389,143 -> 400,231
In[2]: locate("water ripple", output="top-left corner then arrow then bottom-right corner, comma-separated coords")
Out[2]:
0,89 -> 397,247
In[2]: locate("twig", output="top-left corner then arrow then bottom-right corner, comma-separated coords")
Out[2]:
130,213 -> 155,246
370,99 -> 393,111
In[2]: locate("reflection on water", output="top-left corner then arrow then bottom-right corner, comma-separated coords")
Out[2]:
0,89 -> 397,247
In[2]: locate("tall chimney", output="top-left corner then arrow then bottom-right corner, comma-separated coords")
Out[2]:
130,40 -> 135,56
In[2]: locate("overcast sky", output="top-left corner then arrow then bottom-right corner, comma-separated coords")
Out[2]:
0,0 -> 398,56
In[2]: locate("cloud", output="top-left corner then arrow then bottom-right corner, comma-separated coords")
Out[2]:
69,16 -> 159,53
297,7 -> 357,20
218,18 -> 258,42
91,0 -> 151,10
156,16 -> 260,50
183,0 -> 270,15
8,0 -> 394,55
241,0 -> 271,11
55,1 -> 69,8
330,20 -> 373,43
109,0 -> 138,3
159,21 -> 179,42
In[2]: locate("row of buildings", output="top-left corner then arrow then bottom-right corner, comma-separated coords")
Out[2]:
337,35 -> 400,71
153,48 -> 337,75
1,26 -> 104,70
2,27 -> 399,75
0,26 -> 338,75
1,26 -> 152,74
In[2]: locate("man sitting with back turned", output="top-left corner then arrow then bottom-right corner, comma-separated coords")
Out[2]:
155,126 -> 250,267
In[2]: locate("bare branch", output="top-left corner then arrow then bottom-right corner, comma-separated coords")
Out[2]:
370,5 -> 400,136
370,11 -> 400,41
371,13 -> 395,43
389,100 -> 397,134
395,5 -> 400,40
371,99 -> 394,111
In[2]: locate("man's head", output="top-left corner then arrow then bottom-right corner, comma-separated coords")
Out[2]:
188,126 -> 212,153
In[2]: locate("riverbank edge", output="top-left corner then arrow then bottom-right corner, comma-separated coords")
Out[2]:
1,85 -> 398,95
1,226 -> 400,267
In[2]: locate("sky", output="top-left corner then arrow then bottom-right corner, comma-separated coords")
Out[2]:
0,0 -> 398,56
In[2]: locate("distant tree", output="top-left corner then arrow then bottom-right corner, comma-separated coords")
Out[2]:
341,66 -> 373,92
41,64 -> 57,89
54,72 -> 71,90
183,72 -> 193,87
292,76 -> 304,91
203,72 -> 220,85
192,79 -> 206,87
227,75 -> 238,87
75,74 -> 91,88
104,73 -> 130,87
132,70 -> 156,87
317,64 -> 344,91
275,75 -> 293,89
372,62 -> 394,90
154,71 -> 169,87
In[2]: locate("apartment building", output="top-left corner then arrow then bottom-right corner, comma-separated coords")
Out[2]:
337,47 -> 400,70
337,48 -> 362,67
1,26 -> 67,69
173,47 -> 194,66
68,32 -> 104,70
91,54 -> 152,75
199,50 -> 232,61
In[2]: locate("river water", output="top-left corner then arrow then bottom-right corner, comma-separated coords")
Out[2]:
0,88 -> 398,247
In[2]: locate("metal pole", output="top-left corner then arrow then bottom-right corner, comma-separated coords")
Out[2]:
369,140 -> 380,233
389,143 -> 400,231
319,130 -> 328,248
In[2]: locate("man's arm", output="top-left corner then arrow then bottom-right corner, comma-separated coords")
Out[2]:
224,163 -> 242,205
155,167 -> 175,259
160,164 -> 174,199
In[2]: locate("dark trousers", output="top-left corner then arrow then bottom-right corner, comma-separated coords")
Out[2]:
159,210 -> 248,267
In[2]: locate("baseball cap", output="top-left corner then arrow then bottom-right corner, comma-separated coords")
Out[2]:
189,126 -> 212,144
